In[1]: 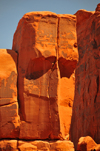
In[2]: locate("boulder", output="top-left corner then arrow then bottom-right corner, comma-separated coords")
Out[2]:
50,140 -> 74,151
0,49 -> 20,138
18,140 -> 74,151
18,141 -> 37,151
0,140 -> 18,151
31,140 -> 50,150
77,136 -> 97,151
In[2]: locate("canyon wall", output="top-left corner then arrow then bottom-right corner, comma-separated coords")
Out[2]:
70,4 -> 100,149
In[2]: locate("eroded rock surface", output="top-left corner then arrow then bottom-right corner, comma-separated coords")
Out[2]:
0,49 -> 20,138
77,136 -> 100,151
70,5 -> 100,149
0,140 -> 74,151
12,11 -> 78,139
58,14 -> 78,138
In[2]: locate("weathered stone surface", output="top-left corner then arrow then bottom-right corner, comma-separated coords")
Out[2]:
50,140 -> 74,151
77,136 -> 100,151
12,12 -> 60,139
0,49 -> 17,105
59,74 -> 75,139
0,139 -> 74,151
70,7 -> 100,149
18,140 -> 74,151
77,136 -> 97,151
0,49 -> 20,138
18,141 -> 37,151
58,14 -> 78,78
12,11 -> 78,139
58,14 -> 78,138
31,140 -> 50,150
0,140 -> 18,151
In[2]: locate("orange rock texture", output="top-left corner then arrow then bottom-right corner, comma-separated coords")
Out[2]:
77,136 -> 100,151
2,3 -> 100,149
12,11 -> 78,139
0,49 -> 20,138
0,140 -> 74,151
70,3 -> 100,149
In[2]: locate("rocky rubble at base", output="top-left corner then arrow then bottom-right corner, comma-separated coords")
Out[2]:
0,140 -> 74,151
77,136 -> 100,151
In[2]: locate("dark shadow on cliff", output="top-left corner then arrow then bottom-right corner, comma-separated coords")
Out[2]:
58,57 -> 77,78
26,56 -> 56,80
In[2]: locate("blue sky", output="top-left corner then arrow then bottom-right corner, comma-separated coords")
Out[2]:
0,0 -> 99,49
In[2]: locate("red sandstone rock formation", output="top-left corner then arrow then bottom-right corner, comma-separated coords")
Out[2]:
70,3 -> 100,149
12,11 -> 78,140
0,49 -> 20,138
2,3 -> 100,149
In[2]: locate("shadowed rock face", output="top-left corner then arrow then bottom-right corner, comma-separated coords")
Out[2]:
12,11 -> 78,139
77,136 -> 97,151
70,6 -> 100,149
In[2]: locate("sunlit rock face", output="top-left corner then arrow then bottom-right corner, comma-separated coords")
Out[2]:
0,140 -> 74,151
12,11 -> 78,139
70,5 -> 100,149
0,49 -> 20,138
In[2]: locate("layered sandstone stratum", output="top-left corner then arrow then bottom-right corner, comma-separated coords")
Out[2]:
0,3 -> 100,151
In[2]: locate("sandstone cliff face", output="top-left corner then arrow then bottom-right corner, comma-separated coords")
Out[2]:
12,11 -> 78,139
70,5 -> 100,148
0,49 -> 20,138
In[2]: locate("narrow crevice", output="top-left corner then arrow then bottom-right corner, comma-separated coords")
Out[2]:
0,100 -> 17,107
57,16 -> 60,62
17,140 -> 20,151
97,76 -> 99,94
48,71 -> 51,129
94,75 -> 99,103
93,39 -> 98,49
48,63 -> 56,136
16,51 -> 20,111
47,17 -> 60,138
88,80 -> 91,93
1,121 -> 13,128
0,138 -> 59,142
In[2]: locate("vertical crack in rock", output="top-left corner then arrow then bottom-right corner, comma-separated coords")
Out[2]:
88,79 -> 91,93
16,51 -> 21,114
94,75 -> 99,103
57,16 -> 60,62
93,39 -> 98,49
